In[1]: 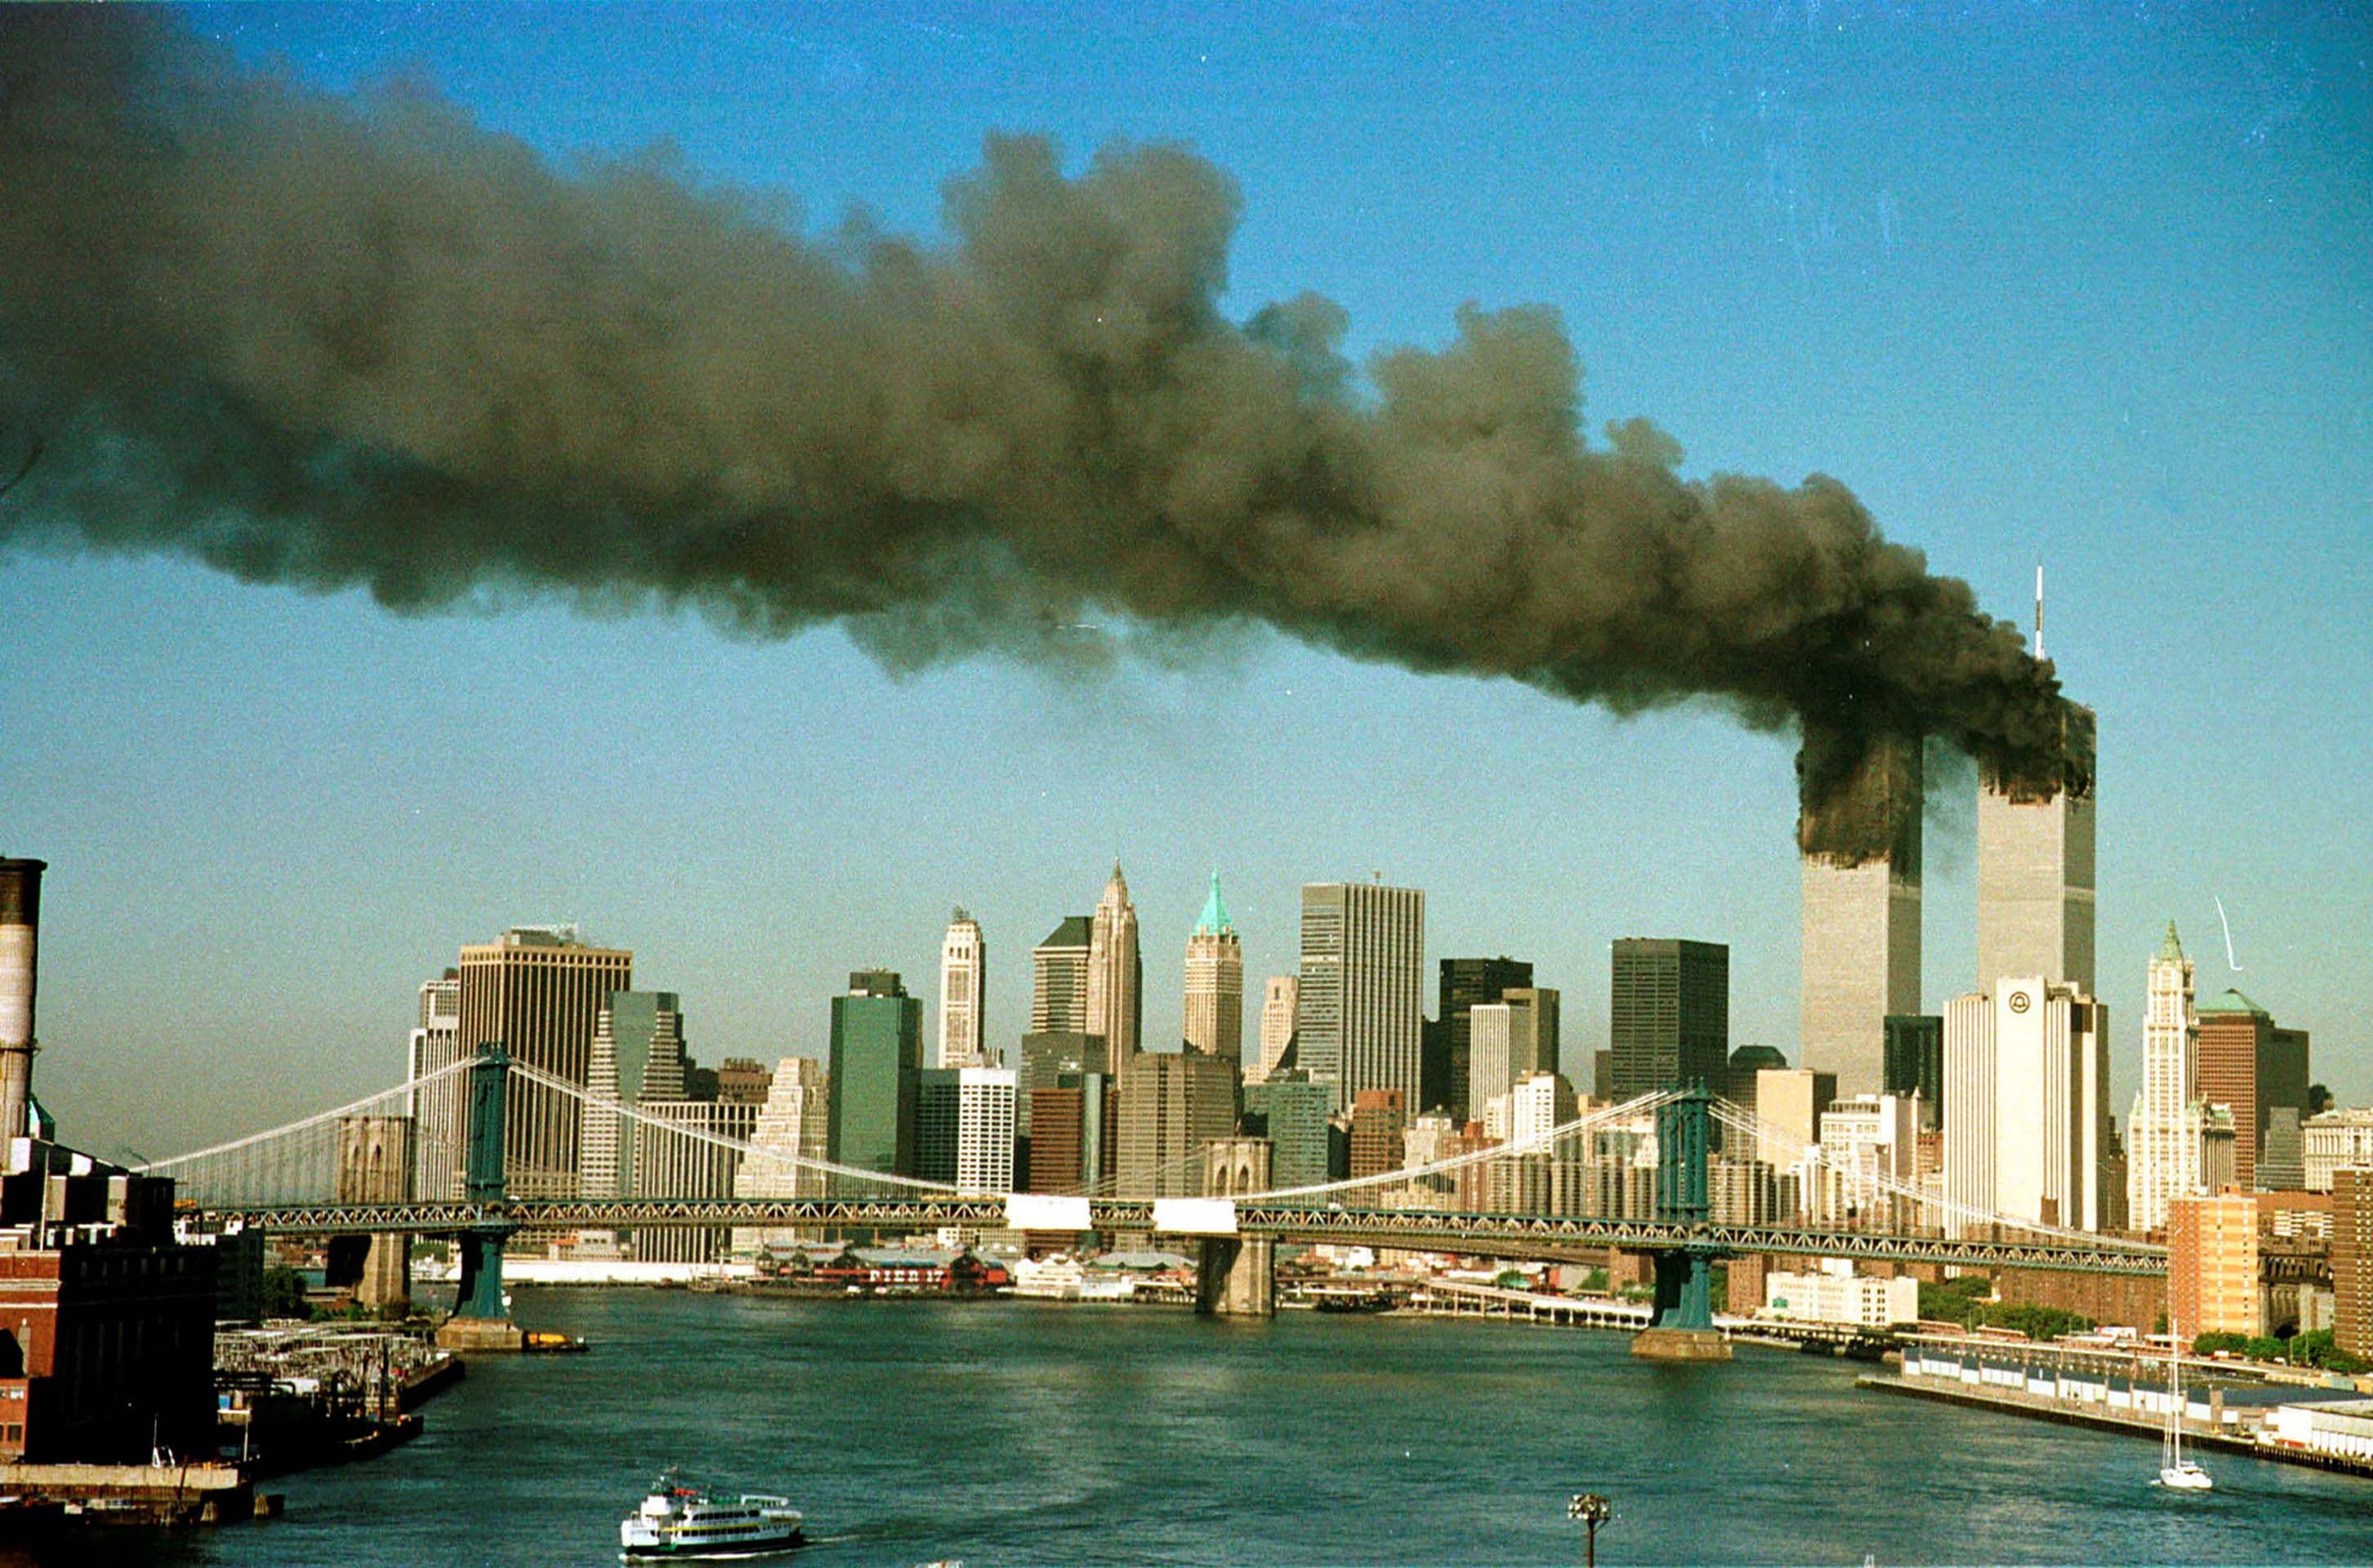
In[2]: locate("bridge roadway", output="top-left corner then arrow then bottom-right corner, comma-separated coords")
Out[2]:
203,1195 -> 2169,1276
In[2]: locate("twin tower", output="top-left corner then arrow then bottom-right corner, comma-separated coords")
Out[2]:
1800,725 -> 2097,1095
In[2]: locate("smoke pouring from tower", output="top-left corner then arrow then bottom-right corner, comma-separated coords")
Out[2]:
0,13 -> 2087,861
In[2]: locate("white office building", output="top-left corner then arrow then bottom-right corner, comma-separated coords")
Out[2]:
938,909 -> 986,1068
1945,976 -> 2112,1233
1247,975 -> 1299,1085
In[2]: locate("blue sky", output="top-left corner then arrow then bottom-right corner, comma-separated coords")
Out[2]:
5,2 -> 2367,1158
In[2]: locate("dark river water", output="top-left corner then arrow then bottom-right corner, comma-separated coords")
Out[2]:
43,1290 -> 2373,1565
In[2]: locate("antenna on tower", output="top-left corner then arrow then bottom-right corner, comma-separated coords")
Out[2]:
2033,562 -> 2045,662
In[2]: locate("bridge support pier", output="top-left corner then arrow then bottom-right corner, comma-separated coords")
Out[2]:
1631,1085 -> 1732,1363
1196,1234 -> 1275,1318
1195,1137 -> 1275,1318
436,1047 -> 524,1352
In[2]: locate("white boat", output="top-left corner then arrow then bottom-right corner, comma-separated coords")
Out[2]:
620,1470 -> 805,1559
2153,1328 -> 2213,1492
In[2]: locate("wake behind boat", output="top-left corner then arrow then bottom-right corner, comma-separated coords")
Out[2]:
621,1469 -> 805,1559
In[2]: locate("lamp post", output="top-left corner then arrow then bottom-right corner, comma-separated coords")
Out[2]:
1569,1492 -> 1612,1568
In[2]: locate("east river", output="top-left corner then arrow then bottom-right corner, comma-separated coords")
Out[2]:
49,1291 -> 2373,1566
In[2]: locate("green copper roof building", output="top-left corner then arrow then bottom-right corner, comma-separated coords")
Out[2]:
1184,871 -> 1244,1063
1193,870 -> 1234,936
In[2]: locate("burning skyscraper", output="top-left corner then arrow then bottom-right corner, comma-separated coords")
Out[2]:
1798,734 -> 1923,1097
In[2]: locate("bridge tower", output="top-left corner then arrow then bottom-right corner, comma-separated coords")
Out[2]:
1195,1137 -> 1275,1318
1631,1085 -> 1732,1362
438,1045 -> 525,1352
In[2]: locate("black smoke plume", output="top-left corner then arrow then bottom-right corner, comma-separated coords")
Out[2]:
0,13 -> 2085,862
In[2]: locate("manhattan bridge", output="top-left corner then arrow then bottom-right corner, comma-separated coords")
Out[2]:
140,1050 -> 2164,1346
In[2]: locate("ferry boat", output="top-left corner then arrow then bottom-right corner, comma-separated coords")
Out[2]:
620,1471 -> 805,1559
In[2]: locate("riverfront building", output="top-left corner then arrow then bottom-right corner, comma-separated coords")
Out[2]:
937,909 -> 986,1068
2196,989 -> 2310,1191
1799,734 -> 1922,1096
457,926 -> 633,1201
1182,874 -> 1244,1065
827,970 -> 923,1177
2168,1192 -> 2262,1342
1296,883 -> 1425,1110
1086,865 -> 1144,1060
2335,1170 -> 2373,1361
1609,939 -> 1728,1098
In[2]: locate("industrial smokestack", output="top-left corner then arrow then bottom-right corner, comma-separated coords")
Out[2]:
0,858 -> 46,1150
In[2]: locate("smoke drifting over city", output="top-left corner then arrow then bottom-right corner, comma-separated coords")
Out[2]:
0,13 -> 2084,861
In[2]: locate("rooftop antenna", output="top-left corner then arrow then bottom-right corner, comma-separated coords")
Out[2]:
2033,562 -> 2045,662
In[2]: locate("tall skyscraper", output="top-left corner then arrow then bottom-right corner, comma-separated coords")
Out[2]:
1609,939 -> 1729,1098
915,1065 -> 1017,1196
1976,708 -> 2098,996
1437,957 -> 1532,1124
2196,988 -> 2310,1191
1114,1050 -> 1236,1197
1944,976 -> 2112,1232
1030,916 -> 1094,1034
1348,1088 -> 1409,1180
2127,922 -> 2207,1233
1086,863 -> 1143,1058
826,969 -> 923,1177
1502,987 -> 1561,1078
1882,1014 -> 1944,1132
1800,735 -> 1922,1094
734,1055 -> 831,1252
1247,975 -> 1299,1085
632,1095 -> 759,1263
1182,872 -> 1243,1064
582,990 -> 689,1201
1466,990 -> 1559,1121
407,970 -> 462,1201
1241,1075 -> 1336,1188
457,926 -> 633,1200
1297,883 -> 1425,1110
937,908 -> 986,1067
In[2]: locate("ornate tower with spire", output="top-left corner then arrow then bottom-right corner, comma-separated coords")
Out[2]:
1184,872 -> 1244,1065
2127,919 -> 2206,1233
1086,862 -> 1142,1060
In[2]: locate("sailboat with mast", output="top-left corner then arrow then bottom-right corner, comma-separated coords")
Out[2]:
2154,1323 -> 2213,1491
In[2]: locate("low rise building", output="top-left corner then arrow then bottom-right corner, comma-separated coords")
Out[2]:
2304,1108 -> 2373,1193
1763,1264 -> 1919,1328
2167,1192 -> 2260,1343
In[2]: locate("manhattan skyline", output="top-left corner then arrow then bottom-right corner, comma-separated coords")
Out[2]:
2,4 -> 2366,1160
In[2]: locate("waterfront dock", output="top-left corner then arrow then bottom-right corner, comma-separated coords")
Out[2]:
0,1461 -> 274,1526
1862,1335 -> 2373,1483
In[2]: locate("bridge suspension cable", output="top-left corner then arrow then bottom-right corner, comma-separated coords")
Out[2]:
1704,1098 -> 2162,1255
